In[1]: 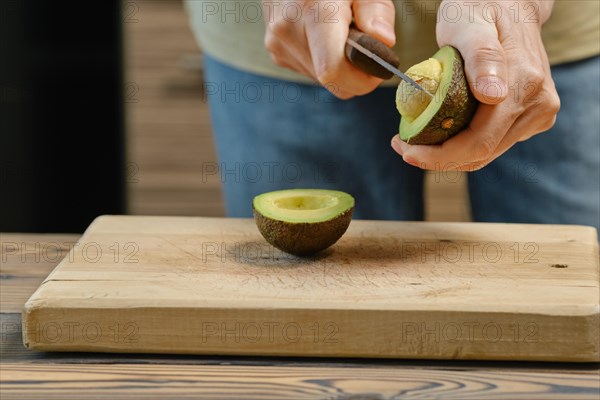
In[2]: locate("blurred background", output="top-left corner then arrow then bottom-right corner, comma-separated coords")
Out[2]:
0,0 -> 469,233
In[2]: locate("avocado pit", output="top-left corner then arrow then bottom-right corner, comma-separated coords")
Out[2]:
396,58 -> 442,121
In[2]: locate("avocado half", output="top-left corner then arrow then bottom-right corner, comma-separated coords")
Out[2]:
397,46 -> 478,145
253,189 -> 354,256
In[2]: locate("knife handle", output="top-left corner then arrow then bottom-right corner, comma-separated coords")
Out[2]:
345,26 -> 401,80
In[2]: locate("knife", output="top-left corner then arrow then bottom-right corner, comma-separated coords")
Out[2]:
345,27 -> 433,97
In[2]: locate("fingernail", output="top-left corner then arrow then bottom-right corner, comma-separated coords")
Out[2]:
372,18 -> 395,45
476,76 -> 508,102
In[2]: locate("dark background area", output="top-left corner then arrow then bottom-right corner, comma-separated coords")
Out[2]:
1,0 -> 125,233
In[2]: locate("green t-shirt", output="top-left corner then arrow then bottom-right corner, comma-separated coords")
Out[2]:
185,0 -> 600,85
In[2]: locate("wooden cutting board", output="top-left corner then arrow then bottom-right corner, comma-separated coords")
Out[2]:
22,215 -> 599,361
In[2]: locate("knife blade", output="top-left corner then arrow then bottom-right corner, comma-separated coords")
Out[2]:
345,29 -> 433,97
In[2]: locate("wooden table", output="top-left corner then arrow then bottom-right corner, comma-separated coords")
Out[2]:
2,233 -> 599,399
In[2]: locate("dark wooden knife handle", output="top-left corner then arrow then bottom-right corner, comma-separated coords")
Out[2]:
345,27 -> 401,80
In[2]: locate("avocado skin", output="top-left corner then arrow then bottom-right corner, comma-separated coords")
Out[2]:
253,208 -> 353,256
403,47 -> 478,145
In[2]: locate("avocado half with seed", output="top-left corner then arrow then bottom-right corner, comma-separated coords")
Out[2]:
253,189 -> 354,256
396,46 -> 478,145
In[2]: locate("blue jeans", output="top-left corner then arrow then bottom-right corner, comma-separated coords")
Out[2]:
203,55 -> 600,232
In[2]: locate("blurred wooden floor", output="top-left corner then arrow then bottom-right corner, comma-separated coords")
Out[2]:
124,0 -> 470,221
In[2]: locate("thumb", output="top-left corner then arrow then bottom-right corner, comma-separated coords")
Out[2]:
449,29 -> 508,105
352,0 -> 396,47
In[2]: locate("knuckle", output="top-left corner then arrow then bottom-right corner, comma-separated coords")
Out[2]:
353,84 -> 379,97
265,47 -> 286,68
323,82 -> 357,99
315,65 -> 341,87
541,104 -> 560,129
472,44 -> 504,66
269,54 -> 285,68
547,92 -> 561,115
473,136 -> 497,161
468,161 -> 489,172
263,33 -> 279,53
334,91 -> 354,100
543,114 -> 556,131
264,35 -> 288,69
268,18 -> 289,35
536,90 -> 560,131
524,67 -> 546,89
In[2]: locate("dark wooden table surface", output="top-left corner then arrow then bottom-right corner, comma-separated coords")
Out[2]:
1,233 -> 599,399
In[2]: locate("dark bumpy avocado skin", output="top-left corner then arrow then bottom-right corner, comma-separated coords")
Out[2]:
406,47 -> 478,145
253,208 -> 353,256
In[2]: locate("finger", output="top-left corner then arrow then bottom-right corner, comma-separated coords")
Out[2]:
467,109 -> 557,170
438,22 -> 508,105
276,44 -> 355,99
263,13 -> 316,79
304,3 -> 383,95
392,76 -> 559,171
352,0 -> 396,46
393,101 -> 556,172
264,36 -> 314,78
329,86 -> 355,100
395,101 -> 518,170
274,43 -> 316,79
495,103 -> 558,154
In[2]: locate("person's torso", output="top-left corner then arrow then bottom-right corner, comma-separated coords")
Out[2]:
185,0 -> 600,84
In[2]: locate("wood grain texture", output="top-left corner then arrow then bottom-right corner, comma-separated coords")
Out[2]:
4,313 -> 599,373
1,362 -> 599,400
21,216 -> 600,361
3,233 -> 599,399
1,234 -> 80,313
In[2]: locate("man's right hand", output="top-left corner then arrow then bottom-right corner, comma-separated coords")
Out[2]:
263,0 -> 396,99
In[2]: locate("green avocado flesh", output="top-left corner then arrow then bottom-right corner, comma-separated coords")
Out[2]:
253,189 -> 354,256
396,46 -> 478,145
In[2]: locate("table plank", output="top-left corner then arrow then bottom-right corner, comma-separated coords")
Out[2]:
1,234 -> 80,313
1,233 -> 599,399
1,362 -> 599,400
3,313 -> 598,373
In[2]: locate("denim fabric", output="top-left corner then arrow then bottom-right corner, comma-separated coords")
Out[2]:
202,55 -> 424,220
203,54 -> 600,231
468,56 -> 600,231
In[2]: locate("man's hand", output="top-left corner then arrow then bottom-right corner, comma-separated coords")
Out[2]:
392,0 -> 560,171
263,0 -> 396,99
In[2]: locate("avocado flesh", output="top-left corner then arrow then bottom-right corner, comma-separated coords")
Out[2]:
397,46 -> 478,145
253,189 -> 354,256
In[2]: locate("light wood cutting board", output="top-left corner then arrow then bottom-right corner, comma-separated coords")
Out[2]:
22,215 -> 600,361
